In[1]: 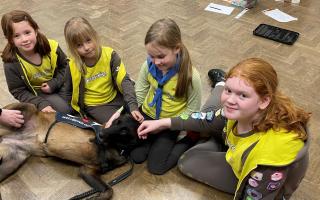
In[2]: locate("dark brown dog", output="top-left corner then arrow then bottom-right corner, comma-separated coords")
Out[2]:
0,102 -> 139,199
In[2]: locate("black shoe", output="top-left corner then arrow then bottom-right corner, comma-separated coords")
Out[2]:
208,68 -> 226,88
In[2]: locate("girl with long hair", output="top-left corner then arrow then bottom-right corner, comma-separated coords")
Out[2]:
63,17 -> 143,124
137,58 -> 310,199
131,18 -> 202,175
1,10 -> 70,113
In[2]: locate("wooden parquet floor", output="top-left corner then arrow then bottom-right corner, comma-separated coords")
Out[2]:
1,0 -> 319,199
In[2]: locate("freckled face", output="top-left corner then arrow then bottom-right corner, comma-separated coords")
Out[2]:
221,76 -> 265,123
145,42 -> 180,73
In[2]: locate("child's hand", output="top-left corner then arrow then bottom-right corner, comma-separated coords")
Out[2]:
104,111 -> 121,128
41,83 -> 52,93
41,106 -> 56,113
137,120 -> 158,139
131,110 -> 144,123
137,118 -> 171,139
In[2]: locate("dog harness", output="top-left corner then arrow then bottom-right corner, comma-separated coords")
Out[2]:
44,113 -> 113,173
44,112 -> 134,200
44,112 -> 101,143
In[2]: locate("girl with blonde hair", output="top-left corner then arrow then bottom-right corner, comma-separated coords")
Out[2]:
63,17 -> 143,124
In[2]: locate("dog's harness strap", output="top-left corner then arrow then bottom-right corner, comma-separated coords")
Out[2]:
44,113 -> 110,172
44,113 -> 102,144
55,112 -> 101,133
44,120 -> 58,143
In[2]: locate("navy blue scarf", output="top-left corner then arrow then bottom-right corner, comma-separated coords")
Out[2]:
147,55 -> 180,119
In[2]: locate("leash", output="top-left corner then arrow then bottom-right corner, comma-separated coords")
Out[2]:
68,156 -> 134,200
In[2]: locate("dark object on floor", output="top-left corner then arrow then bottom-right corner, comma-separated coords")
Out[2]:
253,23 -> 299,45
208,68 -> 226,88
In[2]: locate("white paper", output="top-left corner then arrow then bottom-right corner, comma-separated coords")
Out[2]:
263,9 -> 297,22
204,3 -> 235,15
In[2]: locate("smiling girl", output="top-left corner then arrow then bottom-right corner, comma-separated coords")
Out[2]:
131,18 -> 202,175
1,10 -> 70,113
137,58 -> 311,199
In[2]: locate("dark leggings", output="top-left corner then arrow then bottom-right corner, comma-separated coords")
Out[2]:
178,137 -> 237,193
130,112 -> 195,175
39,93 -> 71,113
178,85 -> 238,194
84,93 -> 125,124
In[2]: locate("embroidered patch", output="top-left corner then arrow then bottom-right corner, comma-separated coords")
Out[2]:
223,126 -> 227,133
248,178 -> 259,188
191,112 -> 201,119
188,111 -> 216,121
180,113 -> 189,120
206,111 -> 214,121
267,181 -> 281,191
246,188 -> 262,200
250,171 -> 263,181
270,171 -> 283,181
246,196 -> 254,200
191,112 -> 206,120
215,109 -> 221,117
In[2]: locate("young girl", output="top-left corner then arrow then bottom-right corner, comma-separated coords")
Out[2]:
131,18 -> 202,175
63,17 -> 143,124
1,10 -> 70,113
137,58 -> 311,199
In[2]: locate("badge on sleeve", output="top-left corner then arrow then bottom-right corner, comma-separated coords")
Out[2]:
248,178 -> 259,188
191,112 -> 214,121
180,113 -> 189,120
267,181 -> 281,191
246,188 -> 262,200
206,111 -> 214,121
215,109 -> 221,117
191,112 -> 201,119
270,171 -> 283,181
250,171 -> 263,181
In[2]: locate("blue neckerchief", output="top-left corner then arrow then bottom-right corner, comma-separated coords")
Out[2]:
147,54 -> 180,119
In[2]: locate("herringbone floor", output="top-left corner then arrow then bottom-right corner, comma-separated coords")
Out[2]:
1,0 -> 319,199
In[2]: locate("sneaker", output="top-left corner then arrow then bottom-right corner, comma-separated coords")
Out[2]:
208,68 -> 226,88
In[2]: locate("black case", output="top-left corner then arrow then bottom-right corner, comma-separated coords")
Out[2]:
253,24 -> 299,45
